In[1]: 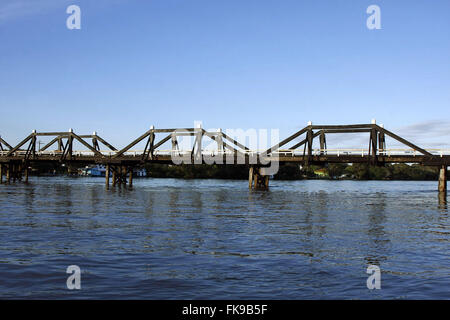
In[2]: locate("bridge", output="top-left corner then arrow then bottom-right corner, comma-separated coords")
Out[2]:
0,122 -> 448,191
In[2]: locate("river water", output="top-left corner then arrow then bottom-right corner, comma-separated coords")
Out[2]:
0,177 -> 448,299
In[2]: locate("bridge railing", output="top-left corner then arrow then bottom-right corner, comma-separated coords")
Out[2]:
2,148 -> 450,158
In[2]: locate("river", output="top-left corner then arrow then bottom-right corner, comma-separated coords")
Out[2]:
0,177 -> 448,299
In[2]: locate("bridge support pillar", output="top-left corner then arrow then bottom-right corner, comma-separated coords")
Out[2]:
249,166 -> 269,190
5,163 -> 24,183
24,166 -> 29,183
438,165 -> 447,193
112,169 -> 117,187
0,164 -> 3,184
6,164 -> 10,184
129,170 -> 133,187
109,165 -> 133,188
105,165 -> 110,188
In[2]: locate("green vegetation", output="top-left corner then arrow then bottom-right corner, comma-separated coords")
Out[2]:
275,163 -> 439,180
144,163 -> 249,179
144,163 -> 440,181
27,162 -> 440,181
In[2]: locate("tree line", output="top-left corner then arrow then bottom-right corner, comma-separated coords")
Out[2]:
144,163 -> 440,181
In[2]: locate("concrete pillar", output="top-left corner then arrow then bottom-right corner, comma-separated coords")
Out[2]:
438,165 -> 447,193
0,164 -> 3,184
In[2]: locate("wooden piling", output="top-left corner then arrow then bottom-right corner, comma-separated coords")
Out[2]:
105,164 -> 110,188
129,169 -> 133,187
121,166 -> 126,185
438,191 -> 447,207
24,165 -> 29,183
112,168 -> 117,187
249,166 -> 269,190
6,164 -> 10,184
438,165 -> 447,193
0,164 -> 3,184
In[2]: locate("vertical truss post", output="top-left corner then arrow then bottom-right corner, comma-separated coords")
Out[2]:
378,125 -> 386,153
303,128 -> 313,166
171,134 -> 178,151
148,131 -> 155,160
191,124 -> 203,164
319,131 -> 327,155
369,127 -> 378,165
92,132 -> 100,151
68,132 -> 73,160
217,129 -> 224,153
142,127 -> 155,161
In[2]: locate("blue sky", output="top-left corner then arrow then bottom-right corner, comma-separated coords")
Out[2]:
1,0 -> 449,149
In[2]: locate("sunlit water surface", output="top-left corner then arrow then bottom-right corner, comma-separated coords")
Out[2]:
0,177 -> 448,299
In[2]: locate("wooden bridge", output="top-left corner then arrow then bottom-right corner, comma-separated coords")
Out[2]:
0,122 -> 448,191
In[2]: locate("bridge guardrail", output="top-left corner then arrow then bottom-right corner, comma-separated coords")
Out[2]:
2,148 -> 450,158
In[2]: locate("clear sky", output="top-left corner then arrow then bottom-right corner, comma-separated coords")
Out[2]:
1,0 -> 449,149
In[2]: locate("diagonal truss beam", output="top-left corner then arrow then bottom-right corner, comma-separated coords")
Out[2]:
70,132 -> 104,157
375,125 -> 431,156
0,137 -> 12,150
6,134 -> 34,156
113,130 -> 152,158
263,126 -> 309,155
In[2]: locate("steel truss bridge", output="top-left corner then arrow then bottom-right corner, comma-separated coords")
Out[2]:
0,123 -> 448,190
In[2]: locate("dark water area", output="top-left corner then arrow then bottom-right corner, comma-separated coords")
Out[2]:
0,177 -> 448,299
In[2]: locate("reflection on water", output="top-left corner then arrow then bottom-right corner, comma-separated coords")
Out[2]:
0,177 -> 449,299
438,192 -> 447,210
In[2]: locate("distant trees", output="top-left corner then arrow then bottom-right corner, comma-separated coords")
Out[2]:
143,163 -> 440,181
29,162 -> 440,181
275,163 -> 439,181
144,164 -> 249,180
